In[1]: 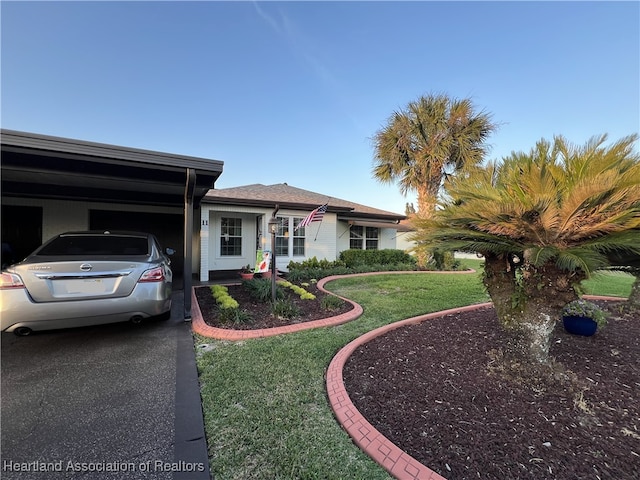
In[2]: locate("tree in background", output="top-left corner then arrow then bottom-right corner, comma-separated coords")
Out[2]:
372,93 -> 497,267
372,93 -> 497,218
413,134 -> 640,365
404,202 -> 416,216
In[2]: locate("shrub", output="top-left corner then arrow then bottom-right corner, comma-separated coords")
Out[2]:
218,297 -> 239,309
321,294 -> 345,311
271,299 -> 300,319
285,266 -> 352,283
244,278 -> 284,303
210,285 -> 239,309
284,250 -> 418,282
339,249 -> 416,268
428,248 -> 461,271
219,308 -> 253,324
278,280 -> 316,300
287,256 -> 345,271
210,284 -> 228,299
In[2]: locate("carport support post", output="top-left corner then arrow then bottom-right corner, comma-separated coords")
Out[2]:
183,168 -> 196,320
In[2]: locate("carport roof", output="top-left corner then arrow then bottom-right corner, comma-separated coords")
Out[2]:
1,129 -> 224,207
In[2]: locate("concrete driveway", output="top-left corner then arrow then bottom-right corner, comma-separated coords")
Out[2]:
1,291 -> 209,480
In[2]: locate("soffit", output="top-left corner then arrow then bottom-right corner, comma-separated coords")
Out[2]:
339,219 -> 412,232
1,130 -> 224,207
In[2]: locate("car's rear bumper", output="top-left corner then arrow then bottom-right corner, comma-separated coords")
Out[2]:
0,283 -> 172,332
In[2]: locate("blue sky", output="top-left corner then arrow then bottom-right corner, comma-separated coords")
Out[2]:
2,1 -> 638,215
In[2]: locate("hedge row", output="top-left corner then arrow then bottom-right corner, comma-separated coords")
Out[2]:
338,249 -> 416,268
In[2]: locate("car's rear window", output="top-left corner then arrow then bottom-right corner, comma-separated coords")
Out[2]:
36,235 -> 150,256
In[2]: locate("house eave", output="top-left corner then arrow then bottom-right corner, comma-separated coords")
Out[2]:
1,129 -> 224,173
202,196 -> 354,213
337,212 -> 407,222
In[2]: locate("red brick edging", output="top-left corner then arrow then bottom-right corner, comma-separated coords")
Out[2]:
326,302 -> 492,480
190,278 -> 363,340
190,270 -> 477,340
325,292 -> 625,480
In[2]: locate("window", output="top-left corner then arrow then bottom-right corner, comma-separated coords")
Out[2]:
220,217 -> 242,256
365,227 -> 379,250
37,234 -> 149,256
349,226 -> 363,249
349,225 -> 379,250
292,218 -> 305,256
275,217 -> 289,256
275,217 -> 306,257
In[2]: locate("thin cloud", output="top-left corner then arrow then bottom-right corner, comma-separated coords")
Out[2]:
251,2 -> 365,133
252,1 -> 283,35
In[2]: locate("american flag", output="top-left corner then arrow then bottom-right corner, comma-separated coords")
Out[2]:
296,203 -> 328,231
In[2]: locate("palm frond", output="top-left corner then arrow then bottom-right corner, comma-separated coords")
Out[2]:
372,93 -> 498,214
555,249 -> 609,276
525,246 -> 559,267
411,133 -> 639,274
582,230 -> 640,256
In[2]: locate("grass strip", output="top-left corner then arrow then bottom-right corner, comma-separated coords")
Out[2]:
580,270 -> 635,297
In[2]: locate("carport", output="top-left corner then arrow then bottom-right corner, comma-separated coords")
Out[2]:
1,129 -> 224,319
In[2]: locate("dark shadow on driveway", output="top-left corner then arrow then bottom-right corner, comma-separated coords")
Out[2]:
1,291 -> 210,479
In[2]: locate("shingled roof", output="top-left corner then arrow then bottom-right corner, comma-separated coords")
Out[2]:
203,183 -> 406,221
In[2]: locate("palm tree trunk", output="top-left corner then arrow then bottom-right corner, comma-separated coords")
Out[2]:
484,256 -> 581,365
415,182 -> 439,219
482,253 -> 519,324
413,183 -> 440,268
499,300 -> 558,364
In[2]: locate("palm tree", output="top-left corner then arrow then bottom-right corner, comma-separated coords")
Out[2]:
372,93 -> 497,218
413,134 -> 640,365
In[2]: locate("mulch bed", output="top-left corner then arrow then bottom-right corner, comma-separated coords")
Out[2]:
195,282 -> 354,330
342,301 -> 640,480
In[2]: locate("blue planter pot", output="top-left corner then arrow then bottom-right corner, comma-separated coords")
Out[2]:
562,315 -> 597,336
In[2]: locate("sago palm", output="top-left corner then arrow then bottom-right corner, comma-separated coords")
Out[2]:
413,134 -> 640,364
372,93 -> 496,218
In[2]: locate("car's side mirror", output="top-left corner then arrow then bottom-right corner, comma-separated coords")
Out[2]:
165,248 -> 176,256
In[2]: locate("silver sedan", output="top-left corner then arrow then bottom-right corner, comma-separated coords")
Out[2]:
1,231 -> 173,335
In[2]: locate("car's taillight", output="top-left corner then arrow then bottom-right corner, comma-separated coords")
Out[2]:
138,267 -> 165,283
0,272 -> 25,289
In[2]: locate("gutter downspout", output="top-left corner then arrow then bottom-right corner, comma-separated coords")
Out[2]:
183,168 -> 196,320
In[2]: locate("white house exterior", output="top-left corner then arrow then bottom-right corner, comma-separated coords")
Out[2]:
393,219 -> 417,253
199,183 -> 409,281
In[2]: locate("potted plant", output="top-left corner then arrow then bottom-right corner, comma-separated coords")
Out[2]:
561,299 -> 608,336
239,264 -> 255,280
260,269 -> 272,279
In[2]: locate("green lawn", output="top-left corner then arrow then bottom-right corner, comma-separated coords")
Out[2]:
195,264 -> 633,479
580,270 -> 635,298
